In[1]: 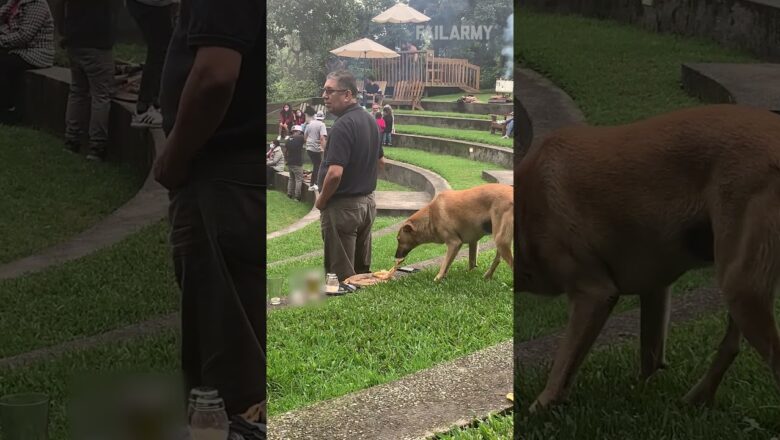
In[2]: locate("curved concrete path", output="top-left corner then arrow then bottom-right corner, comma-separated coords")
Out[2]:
0,129 -> 167,281
516,66 -> 586,147
681,62 -> 780,112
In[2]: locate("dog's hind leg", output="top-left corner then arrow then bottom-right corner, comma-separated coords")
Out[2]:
640,287 -> 672,379
683,314 -> 741,406
485,251 -> 502,279
688,196 -> 780,404
468,241 -> 478,271
434,241 -> 463,282
531,277 -> 619,411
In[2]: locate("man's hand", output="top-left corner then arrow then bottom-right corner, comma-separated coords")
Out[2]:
154,136 -> 190,190
316,164 -> 343,210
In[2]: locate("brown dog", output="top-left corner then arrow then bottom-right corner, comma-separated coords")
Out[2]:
395,183 -> 514,281
516,104 -> 780,411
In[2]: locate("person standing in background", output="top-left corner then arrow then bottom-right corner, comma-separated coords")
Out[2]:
53,0 -> 117,161
126,0 -> 177,128
304,110 -> 327,192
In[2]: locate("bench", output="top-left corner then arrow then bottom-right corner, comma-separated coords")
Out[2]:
297,102 -> 327,119
384,80 -> 425,111
489,114 -> 511,135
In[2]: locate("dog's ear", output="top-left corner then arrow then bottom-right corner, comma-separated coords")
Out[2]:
402,223 -> 415,233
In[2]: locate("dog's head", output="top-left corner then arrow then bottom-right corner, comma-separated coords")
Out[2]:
395,222 -> 421,259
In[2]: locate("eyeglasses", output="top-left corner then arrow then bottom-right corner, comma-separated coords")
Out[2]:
321,88 -> 350,96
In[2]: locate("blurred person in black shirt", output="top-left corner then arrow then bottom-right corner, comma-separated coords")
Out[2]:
155,0 -> 265,437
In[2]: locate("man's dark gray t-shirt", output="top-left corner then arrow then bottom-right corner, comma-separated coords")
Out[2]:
317,104 -> 384,198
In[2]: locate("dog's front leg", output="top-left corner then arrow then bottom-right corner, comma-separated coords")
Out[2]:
530,288 -> 619,412
468,241 -> 478,270
434,241 -> 463,281
640,287 -> 671,379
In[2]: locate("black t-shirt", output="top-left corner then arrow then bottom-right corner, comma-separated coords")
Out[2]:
383,114 -> 393,132
160,0 -> 263,152
61,0 -> 117,50
317,104 -> 384,198
284,134 -> 304,166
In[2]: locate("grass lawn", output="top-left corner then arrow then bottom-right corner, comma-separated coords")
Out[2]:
266,190 -> 312,233
423,91 -> 498,102
0,126 -> 143,264
0,221 -> 177,359
266,227 -> 495,297
517,10 -> 757,126
394,109 -> 493,120
0,331 -> 179,440
516,305 -> 780,438
384,147 -> 500,189
376,179 -> 413,191
268,253 -> 512,415
437,414 -> 513,440
395,124 -> 513,148
267,216 -> 404,264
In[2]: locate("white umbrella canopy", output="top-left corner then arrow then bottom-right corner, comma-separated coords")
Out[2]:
329,38 -> 400,59
372,2 -> 430,24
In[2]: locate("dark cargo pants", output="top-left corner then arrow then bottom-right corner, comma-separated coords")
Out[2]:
168,149 -> 266,418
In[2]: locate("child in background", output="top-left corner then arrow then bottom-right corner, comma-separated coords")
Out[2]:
375,111 -> 385,138
382,105 -> 394,146
294,108 -> 305,126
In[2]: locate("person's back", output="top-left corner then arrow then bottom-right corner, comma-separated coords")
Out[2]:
304,119 -> 326,151
285,132 -> 304,167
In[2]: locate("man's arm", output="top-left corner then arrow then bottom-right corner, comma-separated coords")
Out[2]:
315,165 -> 343,210
153,46 -> 241,189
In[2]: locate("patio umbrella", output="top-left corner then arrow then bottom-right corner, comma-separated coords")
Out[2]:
329,38 -> 400,59
372,2 -> 430,24
330,38 -> 400,87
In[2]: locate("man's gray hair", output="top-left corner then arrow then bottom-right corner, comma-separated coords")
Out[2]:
326,70 -> 358,97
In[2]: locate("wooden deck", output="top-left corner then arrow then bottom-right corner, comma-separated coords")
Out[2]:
369,50 -> 480,94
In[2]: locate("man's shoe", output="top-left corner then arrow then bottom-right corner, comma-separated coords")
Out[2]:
131,107 -> 163,129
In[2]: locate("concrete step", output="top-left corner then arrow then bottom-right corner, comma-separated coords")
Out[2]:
376,191 -> 430,217
482,170 -> 513,186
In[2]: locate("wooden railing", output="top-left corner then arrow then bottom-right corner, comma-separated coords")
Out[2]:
369,50 -> 480,92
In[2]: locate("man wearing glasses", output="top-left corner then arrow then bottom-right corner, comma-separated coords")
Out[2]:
315,70 -> 384,281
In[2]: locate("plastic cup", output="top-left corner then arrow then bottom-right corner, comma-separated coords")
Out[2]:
267,277 -> 283,298
0,393 -> 50,440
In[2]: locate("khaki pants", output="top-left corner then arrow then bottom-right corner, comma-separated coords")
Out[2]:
321,193 -> 376,280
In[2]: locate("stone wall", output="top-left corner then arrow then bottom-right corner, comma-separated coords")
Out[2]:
519,0 -> 780,61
